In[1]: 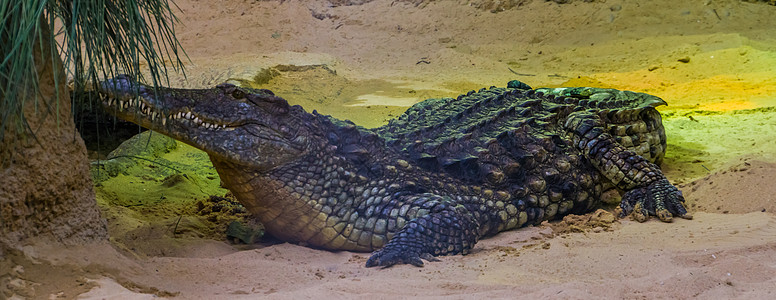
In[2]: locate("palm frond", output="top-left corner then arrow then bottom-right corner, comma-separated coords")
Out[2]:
0,0 -> 188,140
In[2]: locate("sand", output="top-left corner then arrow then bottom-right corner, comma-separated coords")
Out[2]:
3,0 -> 776,298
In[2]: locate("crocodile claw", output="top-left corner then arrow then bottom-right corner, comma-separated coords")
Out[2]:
618,179 -> 692,222
365,247 -> 439,268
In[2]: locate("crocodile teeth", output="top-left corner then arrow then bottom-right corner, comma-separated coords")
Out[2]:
155,110 -> 227,129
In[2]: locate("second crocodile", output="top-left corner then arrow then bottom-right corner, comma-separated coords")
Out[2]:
99,76 -> 690,267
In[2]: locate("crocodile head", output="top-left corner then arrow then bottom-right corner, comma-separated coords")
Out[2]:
99,75 -> 310,172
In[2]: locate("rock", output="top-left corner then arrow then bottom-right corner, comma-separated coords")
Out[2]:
226,219 -> 265,244
90,131 -> 177,183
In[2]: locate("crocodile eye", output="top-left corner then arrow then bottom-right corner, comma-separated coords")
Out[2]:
231,90 -> 246,99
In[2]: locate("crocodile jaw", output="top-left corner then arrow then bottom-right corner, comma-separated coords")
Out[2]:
99,75 -> 305,172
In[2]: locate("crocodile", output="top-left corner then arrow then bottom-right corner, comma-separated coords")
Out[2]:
98,75 -> 690,267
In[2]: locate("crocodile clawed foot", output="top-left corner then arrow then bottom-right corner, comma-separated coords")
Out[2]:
617,179 -> 692,222
365,246 -> 438,268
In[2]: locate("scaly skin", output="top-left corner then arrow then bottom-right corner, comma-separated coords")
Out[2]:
99,76 -> 690,268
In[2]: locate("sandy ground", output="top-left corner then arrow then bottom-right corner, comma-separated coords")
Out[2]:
4,0 -> 776,298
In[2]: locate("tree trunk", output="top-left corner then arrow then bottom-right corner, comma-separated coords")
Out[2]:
0,20 -> 107,253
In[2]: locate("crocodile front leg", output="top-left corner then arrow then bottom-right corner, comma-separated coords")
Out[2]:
564,110 -> 692,222
365,193 -> 480,267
